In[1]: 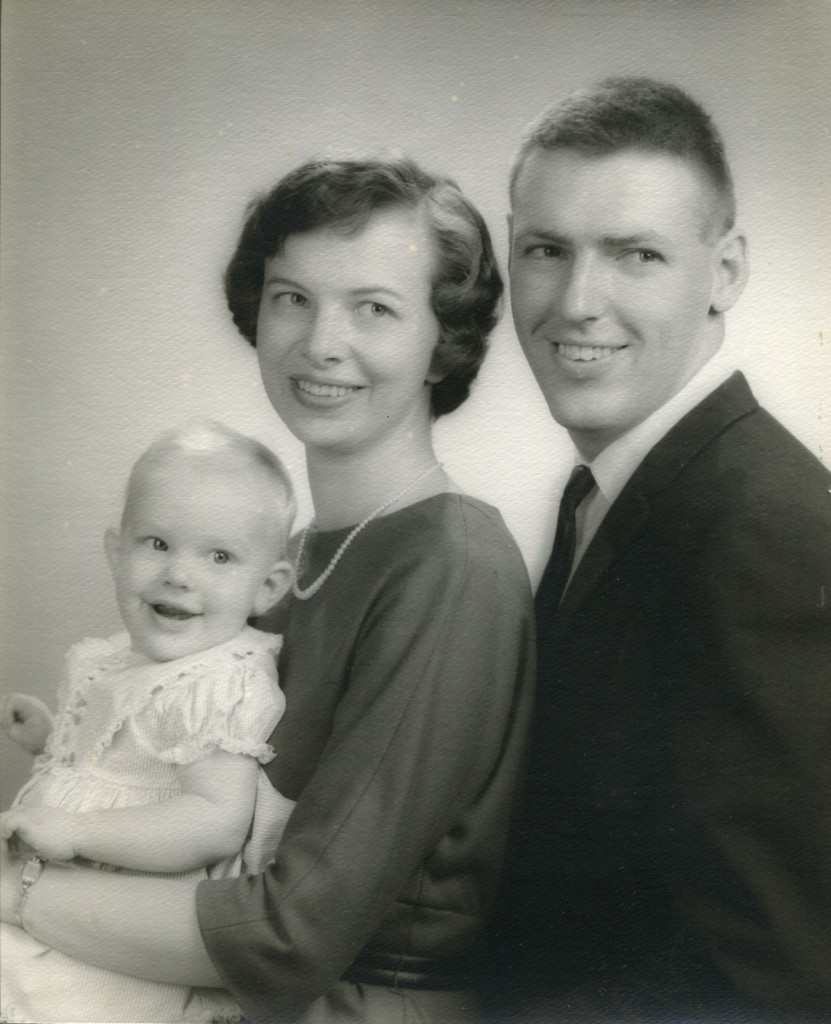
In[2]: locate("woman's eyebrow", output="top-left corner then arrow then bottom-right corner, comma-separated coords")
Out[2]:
348,286 -> 405,302
262,273 -> 306,289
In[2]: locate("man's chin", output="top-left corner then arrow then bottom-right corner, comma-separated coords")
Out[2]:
551,409 -> 628,460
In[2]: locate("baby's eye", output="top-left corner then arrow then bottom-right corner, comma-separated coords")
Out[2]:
151,538 -> 168,551
212,550 -> 231,565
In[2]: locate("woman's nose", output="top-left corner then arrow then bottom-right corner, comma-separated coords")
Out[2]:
302,308 -> 349,363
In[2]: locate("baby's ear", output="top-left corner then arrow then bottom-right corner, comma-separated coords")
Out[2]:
252,560 -> 293,616
103,528 -> 121,577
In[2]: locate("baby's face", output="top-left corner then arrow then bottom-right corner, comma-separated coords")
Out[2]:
107,459 -> 289,662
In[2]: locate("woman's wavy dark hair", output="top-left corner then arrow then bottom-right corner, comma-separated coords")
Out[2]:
225,157 -> 503,417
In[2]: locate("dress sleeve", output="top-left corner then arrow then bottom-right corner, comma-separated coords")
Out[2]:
197,501 -> 535,1021
132,642 -> 285,766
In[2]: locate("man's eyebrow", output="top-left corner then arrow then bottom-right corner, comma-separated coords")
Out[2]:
512,228 -> 570,244
602,232 -> 673,248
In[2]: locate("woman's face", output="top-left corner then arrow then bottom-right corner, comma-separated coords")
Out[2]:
256,206 -> 441,458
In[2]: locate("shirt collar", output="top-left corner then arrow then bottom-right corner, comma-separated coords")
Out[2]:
581,348 -> 738,507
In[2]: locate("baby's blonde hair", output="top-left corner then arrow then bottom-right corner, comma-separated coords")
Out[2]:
123,421 -> 297,557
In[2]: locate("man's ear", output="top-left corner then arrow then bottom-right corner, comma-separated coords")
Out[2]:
710,228 -> 749,314
103,528 -> 120,578
252,560 -> 293,616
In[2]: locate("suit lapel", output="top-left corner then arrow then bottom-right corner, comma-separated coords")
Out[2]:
557,372 -> 760,619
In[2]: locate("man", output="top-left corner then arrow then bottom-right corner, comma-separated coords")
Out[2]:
493,77 -> 831,1022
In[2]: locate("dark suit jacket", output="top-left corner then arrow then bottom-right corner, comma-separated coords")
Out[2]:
488,373 -> 831,1022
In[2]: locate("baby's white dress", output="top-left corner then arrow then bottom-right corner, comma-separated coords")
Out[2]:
0,625 -> 294,1024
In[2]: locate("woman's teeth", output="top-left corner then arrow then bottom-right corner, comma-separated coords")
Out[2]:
297,379 -> 358,397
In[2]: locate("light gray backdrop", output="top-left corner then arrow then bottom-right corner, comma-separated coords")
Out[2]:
2,0 -> 829,807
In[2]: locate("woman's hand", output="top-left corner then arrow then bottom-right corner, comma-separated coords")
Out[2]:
1,806 -> 78,862
0,693 -> 53,755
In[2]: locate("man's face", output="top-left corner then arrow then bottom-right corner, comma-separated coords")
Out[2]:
510,148 -> 730,458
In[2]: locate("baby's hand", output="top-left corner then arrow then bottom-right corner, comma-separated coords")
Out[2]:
0,693 -> 53,755
0,806 -> 79,862
2,825 -> 38,860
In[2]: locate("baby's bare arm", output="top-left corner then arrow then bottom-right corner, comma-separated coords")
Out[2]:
3,749 -> 258,872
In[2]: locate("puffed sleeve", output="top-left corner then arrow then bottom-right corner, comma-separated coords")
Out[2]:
131,634 -> 285,766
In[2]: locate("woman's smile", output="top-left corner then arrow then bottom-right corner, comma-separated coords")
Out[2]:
293,377 -> 363,401
256,206 -> 441,457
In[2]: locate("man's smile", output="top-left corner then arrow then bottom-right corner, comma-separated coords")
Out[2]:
554,343 -> 623,362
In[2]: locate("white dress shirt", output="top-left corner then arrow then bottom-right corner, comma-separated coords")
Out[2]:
569,348 -> 738,585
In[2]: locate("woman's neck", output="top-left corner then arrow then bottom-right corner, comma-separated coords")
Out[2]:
306,436 -> 452,530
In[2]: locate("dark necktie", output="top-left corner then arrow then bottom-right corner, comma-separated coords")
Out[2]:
536,464 -> 596,617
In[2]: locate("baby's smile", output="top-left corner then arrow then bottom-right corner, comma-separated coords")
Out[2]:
150,602 -> 200,621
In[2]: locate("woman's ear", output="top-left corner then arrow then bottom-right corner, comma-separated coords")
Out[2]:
252,560 -> 293,616
426,336 -> 447,385
710,228 -> 749,315
103,528 -> 121,578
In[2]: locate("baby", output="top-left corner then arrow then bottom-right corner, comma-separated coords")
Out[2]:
0,422 -> 296,1024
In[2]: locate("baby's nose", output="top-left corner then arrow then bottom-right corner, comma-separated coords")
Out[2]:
164,555 -> 194,588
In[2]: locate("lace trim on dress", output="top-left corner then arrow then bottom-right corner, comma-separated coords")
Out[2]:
46,628 -> 284,768
146,732 -> 278,767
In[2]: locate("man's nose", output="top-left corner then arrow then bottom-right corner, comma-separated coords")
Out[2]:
302,307 -> 349,364
558,255 -> 605,322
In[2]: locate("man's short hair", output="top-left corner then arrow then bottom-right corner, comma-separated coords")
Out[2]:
510,77 -> 736,239
225,157 -> 503,418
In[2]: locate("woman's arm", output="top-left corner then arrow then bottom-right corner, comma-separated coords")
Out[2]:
2,749 -> 258,871
0,837 -> 223,987
197,502 -> 537,1020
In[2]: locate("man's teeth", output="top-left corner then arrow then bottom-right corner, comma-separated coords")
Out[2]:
297,380 -> 357,398
556,344 -> 618,361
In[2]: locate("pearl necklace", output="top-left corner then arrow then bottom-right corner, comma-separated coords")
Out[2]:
292,463 -> 444,601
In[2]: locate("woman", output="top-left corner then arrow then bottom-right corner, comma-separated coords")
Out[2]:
1,158 -> 535,1023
